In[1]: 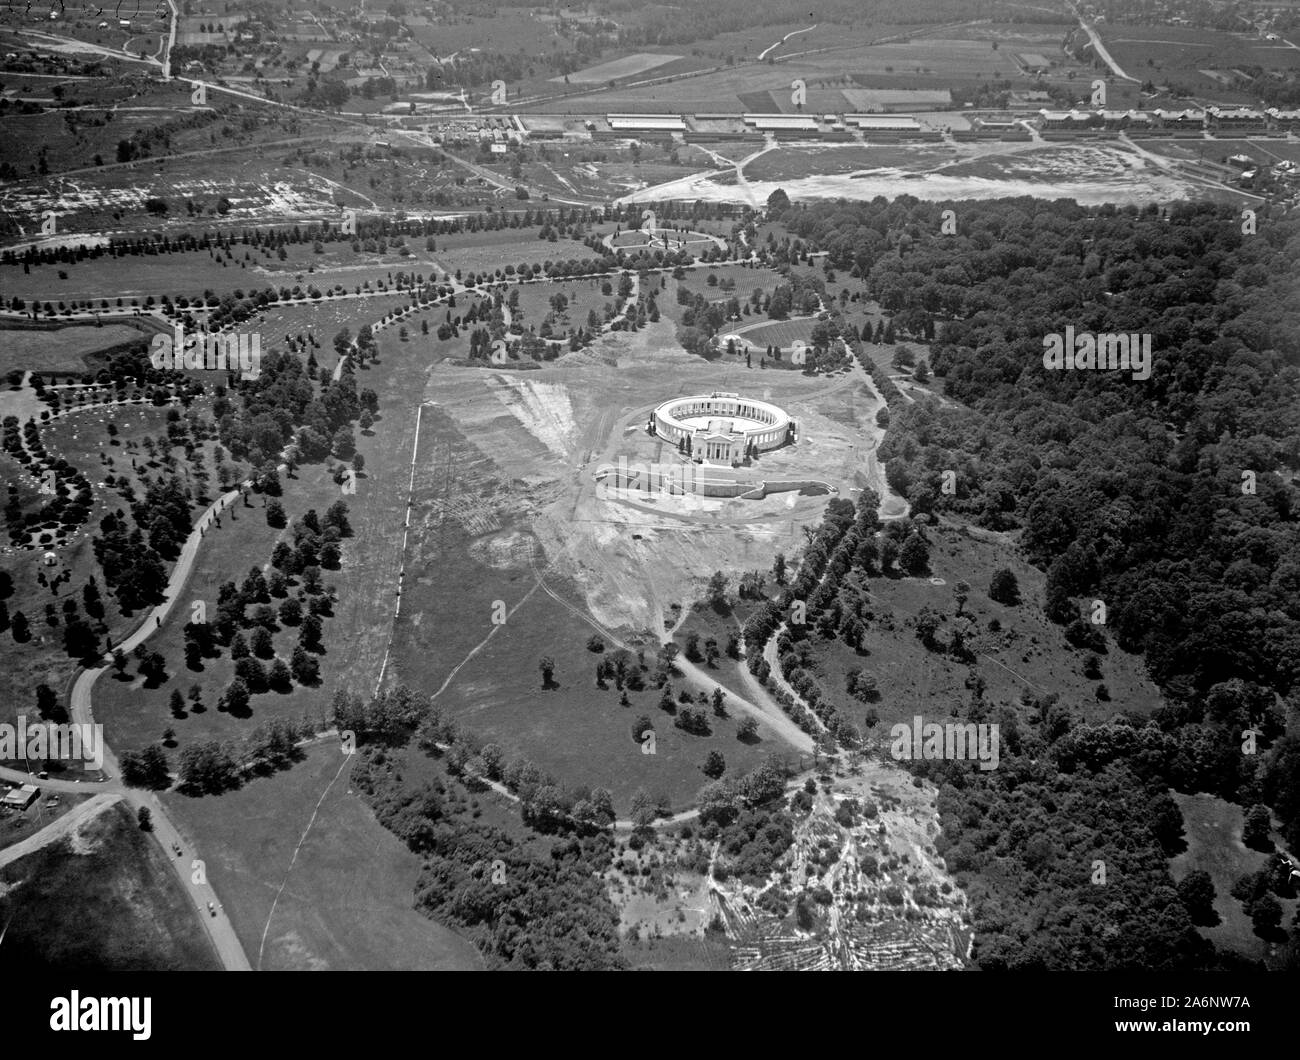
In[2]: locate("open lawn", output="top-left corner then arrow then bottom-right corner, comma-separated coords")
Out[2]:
1169,792 -> 1297,966
163,740 -> 484,970
404,574 -> 782,816
0,322 -> 144,373
432,227 -> 595,277
0,800 -> 220,969
504,280 -> 609,339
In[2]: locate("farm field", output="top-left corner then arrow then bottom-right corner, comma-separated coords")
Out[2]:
162,740 -> 485,970
705,21 -> 851,62
542,37 -> 1034,114
555,52 -> 686,84
1100,23 -> 1300,76
0,800 -> 221,970
403,10 -> 554,55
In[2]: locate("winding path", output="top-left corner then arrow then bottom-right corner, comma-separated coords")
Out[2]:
758,23 -> 819,62
1,480 -> 252,969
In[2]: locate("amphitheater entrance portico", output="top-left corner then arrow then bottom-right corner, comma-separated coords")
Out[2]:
700,428 -> 737,465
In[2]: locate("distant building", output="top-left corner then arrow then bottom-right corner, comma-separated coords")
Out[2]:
1207,106 -> 1266,129
1038,108 -> 1100,129
1,785 -> 38,810
844,113 -> 922,132
1267,107 -> 1300,130
742,114 -> 819,132
1153,108 -> 1206,128
606,113 -> 685,131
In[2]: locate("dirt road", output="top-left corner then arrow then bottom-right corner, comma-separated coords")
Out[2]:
0,792 -> 121,871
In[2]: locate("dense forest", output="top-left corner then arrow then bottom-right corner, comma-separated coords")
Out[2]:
777,195 -> 1300,967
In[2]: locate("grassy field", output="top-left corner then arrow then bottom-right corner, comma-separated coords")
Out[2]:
672,600 -> 765,707
0,243 -> 440,308
387,406 -> 785,814
506,279 -> 610,337
1169,792 -> 1297,966
91,461 -> 361,754
671,263 -> 782,307
0,322 -> 144,373
0,396 -> 227,752
252,293 -> 409,353
530,36 -> 1028,112
558,52 -> 686,84
432,227 -> 595,277
403,10 -> 549,54
1135,138 -> 1300,168
163,740 -> 485,970
803,522 -> 1167,734
734,317 -> 818,349
0,801 -> 220,969
744,144 -> 956,181
91,275 -> 465,759
1101,22 -> 1300,77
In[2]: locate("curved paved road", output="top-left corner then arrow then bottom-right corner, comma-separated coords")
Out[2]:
0,483 -> 252,969
66,484 -> 251,968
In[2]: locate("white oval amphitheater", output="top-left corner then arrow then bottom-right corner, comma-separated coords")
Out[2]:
651,392 -> 793,464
